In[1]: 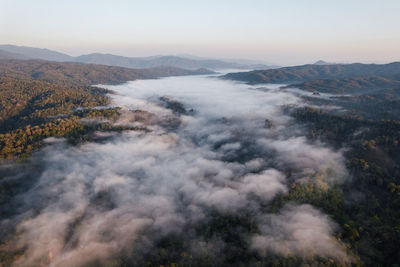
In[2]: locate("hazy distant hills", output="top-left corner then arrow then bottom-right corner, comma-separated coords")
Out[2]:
0,44 -> 276,70
74,53 -> 245,70
0,49 -> 31,60
222,62 -> 400,84
0,44 -> 73,61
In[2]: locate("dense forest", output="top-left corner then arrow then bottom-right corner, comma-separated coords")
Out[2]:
286,107 -> 400,265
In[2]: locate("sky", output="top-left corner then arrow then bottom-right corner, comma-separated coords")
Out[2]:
1,0 -> 399,65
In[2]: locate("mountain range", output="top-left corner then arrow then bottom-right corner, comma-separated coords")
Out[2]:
0,44 -> 276,70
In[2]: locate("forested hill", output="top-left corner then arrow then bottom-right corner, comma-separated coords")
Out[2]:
289,76 -> 400,95
0,60 -> 213,160
0,59 -> 214,86
222,62 -> 400,84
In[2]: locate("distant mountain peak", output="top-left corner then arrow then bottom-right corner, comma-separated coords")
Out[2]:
314,60 -> 329,65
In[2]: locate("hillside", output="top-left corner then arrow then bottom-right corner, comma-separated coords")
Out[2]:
223,62 -> 400,121
289,76 -> 400,95
222,62 -> 400,84
0,59 -> 214,86
0,49 -> 30,60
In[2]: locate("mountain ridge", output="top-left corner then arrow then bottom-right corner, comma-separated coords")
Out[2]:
0,44 -> 73,61
222,62 -> 400,84
288,76 -> 400,95
0,44 -> 276,70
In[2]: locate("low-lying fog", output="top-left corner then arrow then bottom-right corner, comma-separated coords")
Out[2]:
1,73 -> 351,266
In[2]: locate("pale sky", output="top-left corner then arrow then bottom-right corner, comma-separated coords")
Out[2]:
1,0 -> 399,65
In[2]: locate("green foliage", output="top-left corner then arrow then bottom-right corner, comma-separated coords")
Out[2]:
0,76 -> 109,132
0,66 -> 142,159
291,106 -> 400,266
283,183 -> 344,215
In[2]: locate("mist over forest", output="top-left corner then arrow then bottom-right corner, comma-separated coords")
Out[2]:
1,1 -> 400,266
0,57 -> 399,266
